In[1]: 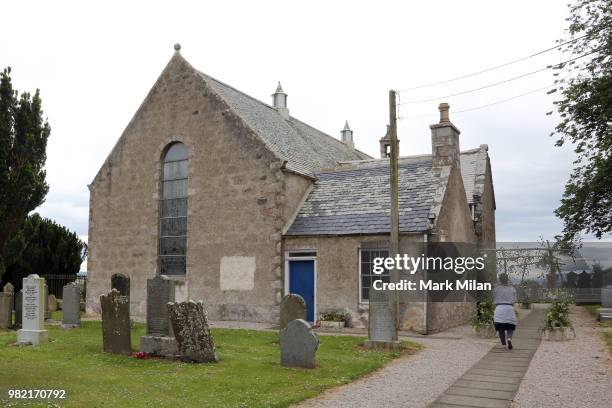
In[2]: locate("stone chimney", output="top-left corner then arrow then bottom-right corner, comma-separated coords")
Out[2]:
430,103 -> 460,168
379,125 -> 391,158
340,121 -> 354,150
271,82 -> 289,119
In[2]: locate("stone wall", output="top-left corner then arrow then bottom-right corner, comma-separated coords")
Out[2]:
87,53 -> 309,323
283,234 -> 426,330
427,163 -> 477,333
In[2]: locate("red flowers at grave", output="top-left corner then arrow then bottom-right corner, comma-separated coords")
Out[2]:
132,351 -> 149,359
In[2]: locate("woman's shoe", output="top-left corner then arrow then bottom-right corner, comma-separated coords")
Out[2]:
507,339 -> 513,350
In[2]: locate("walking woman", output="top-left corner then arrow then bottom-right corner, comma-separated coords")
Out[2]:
492,273 -> 517,349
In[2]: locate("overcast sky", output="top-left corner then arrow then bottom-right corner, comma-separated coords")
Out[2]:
2,1 -> 610,271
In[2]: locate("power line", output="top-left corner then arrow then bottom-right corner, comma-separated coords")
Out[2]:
397,50 -> 597,105
397,30 -> 599,92
397,84 -> 556,119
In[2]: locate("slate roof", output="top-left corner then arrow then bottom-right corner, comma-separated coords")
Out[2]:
196,71 -> 371,177
286,158 -> 441,236
286,148 -> 490,236
460,146 -> 489,204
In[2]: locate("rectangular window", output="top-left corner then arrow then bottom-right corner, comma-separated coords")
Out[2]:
359,248 -> 390,302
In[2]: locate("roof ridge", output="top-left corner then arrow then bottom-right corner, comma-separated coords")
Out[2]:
196,70 -> 280,114
287,116 -> 371,158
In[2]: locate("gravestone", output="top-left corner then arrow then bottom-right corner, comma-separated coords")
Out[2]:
279,319 -> 319,368
14,291 -> 23,328
140,275 -> 178,357
364,287 -> 400,351
100,289 -> 131,355
62,283 -> 81,329
279,294 -> 306,329
17,275 -> 48,345
0,284 -> 13,329
44,284 -> 50,320
47,294 -> 58,313
168,300 -> 218,363
111,273 -> 130,298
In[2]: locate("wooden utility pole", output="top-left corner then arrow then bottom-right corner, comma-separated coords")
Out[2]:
389,90 -> 400,329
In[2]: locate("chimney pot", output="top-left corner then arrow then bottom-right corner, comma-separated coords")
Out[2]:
439,102 -> 450,123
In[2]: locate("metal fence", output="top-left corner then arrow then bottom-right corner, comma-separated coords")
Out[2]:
39,274 -> 86,300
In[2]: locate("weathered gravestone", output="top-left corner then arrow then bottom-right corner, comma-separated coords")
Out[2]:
17,275 -> 48,345
168,300 -> 218,363
48,294 -> 58,313
100,289 -> 131,355
364,287 -> 400,351
111,273 -> 130,298
62,283 -> 81,329
44,284 -> 50,320
0,283 -> 14,329
140,275 -> 178,357
14,291 -> 22,328
279,319 -> 319,368
280,294 -> 306,329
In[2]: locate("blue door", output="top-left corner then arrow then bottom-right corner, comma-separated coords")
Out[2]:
289,260 -> 315,322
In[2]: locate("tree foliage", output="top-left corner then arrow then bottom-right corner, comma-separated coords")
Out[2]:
0,67 -> 50,275
551,0 -> 612,240
1,213 -> 87,286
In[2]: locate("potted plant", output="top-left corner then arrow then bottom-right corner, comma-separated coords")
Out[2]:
471,299 -> 496,338
319,311 -> 350,329
541,300 -> 575,341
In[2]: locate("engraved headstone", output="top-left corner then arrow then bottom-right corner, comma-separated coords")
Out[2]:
168,300 -> 218,363
279,319 -> 319,368
280,294 -> 306,329
140,275 -> 178,357
100,289 -> 131,355
364,287 -> 400,351
62,283 -> 81,329
147,275 -> 175,336
14,291 -> 22,328
17,275 -> 48,345
111,273 -> 130,298
3,282 -> 14,294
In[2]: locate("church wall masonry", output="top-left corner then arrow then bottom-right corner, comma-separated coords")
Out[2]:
87,53 -> 308,323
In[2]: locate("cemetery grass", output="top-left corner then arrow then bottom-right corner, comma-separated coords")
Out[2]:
0,319 -> 420,407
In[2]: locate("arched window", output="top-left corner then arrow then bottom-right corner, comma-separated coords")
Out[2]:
159,142 -> 188,275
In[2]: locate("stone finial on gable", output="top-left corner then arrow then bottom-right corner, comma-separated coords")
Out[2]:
174,43 -> 181,52
272,82 -> 289,119
340,120 -> 354,150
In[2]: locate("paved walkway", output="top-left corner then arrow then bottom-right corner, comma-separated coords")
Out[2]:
429,308 -> 545,408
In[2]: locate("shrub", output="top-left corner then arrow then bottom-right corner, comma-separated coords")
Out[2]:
320,311 -> 350,325
542,300 -> 573,331
471,299 -> 495,329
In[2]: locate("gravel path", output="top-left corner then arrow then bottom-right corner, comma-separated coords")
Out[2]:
293,326 -> 500,408
511,306 -> 612,408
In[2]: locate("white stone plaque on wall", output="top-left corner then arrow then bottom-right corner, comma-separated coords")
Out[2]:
220,256 -> 256,291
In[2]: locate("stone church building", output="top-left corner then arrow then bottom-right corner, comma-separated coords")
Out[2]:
87,45 -> 495,333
